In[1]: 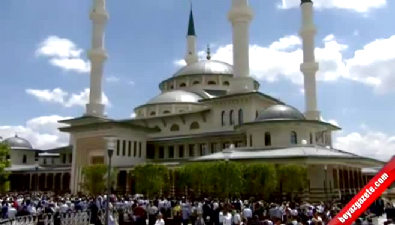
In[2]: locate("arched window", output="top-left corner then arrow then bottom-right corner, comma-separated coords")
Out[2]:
256,110 -> 259,119
290,131 -> 298,144
264,132 -> 271,146
221,111 -> 226,126
170,85 -> 174,89
22,155 -> 27,164
309,133 -> 313,144
229,110 -> 235,125
207,81 -> 216,85
170,124 -> 180,132
163,110 -> 171,114
190,122 -> 200,130
192,81 -> 200,85
179,83 -> 186,87
150,111 -> 156,116
223,81 -> 230,86
154,126 -> 162,132
238,109 -> 244,125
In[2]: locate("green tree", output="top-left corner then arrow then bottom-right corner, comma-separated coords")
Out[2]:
80,164 -> 116,196
0,143 -> 10,193
277,164 -> 307,193
134,164 -> 168,197
242,163 -> 277,199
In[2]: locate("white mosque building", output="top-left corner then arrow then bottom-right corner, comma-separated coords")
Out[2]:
1,0 -> 384,200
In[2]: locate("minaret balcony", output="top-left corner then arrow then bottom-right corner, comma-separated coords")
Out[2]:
228,6 -> 253,23
88,49 -> 108,62
90,9 -> 109,22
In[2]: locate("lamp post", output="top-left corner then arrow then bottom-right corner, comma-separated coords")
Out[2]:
222,144 -> 233,202
324,165 -> 328,202
105,137 -> 116,225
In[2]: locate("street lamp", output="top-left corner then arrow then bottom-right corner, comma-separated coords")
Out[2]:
222,144 -> 233,202
324,165 -> 328,202
105,136 -> 116,225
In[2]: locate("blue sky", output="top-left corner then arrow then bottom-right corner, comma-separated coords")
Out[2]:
0,0 -> 394,160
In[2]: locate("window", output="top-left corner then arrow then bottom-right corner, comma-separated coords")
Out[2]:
69,153 -> 72,163
154,126 -> 161,132
229,110 -> 234,125
168,146 -> 174,158
210,143 -> 217,153
207,81 -> 216,85
222,142 -> 230,149
43,158 -> 47,165
264,132 -> 271,146
22,155 -> 27,164
192,81 -> 200,85
159,147 -> 165,159
309,133 -> 313,144
116,140 -> 120,156
221,111 -> 226,126
128,141 -> 132,156
249,135 -> 253,147
170,124 -> 180,131
188,144 -> 195,157
256,110 -> 259,118
134,141 -> 137,157
62,154 -> 66,164
199,144 -> 207,156
223,81 -> 230,86
170,85 -> 174,89
163,110 -> 171,114
190,122 -> 200,130
146,144 -> 155,159
6,155 -> 10,160
179,83 -> 186,87
238,109 -> 243,125
290,131 -> 298,144
150,111 -> 156,116
179,145 -> 184,158
122,140 -> 126,156
139,142 -> 142,157
51,158 -> 55,164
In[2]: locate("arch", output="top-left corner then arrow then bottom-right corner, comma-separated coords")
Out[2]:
309,133 -> 313,144
190,121 -> 200,130
170,85 -> 174,89
22,154 -> 27,164
229,110 -> 235,125
179,83 -> 187,87
150,111 -> 156,116
154,126 -> 162,132
170,124 -> 180,132
163,110 -> 171,114
290,131 -> 298,144
207,81 -> 216,85
221,111 -> 226,126
62,173 -> 70,191
192,80 -> 200,85
264,132 -> 271,146
223,81 -> 230,86
238,109 -> 244,125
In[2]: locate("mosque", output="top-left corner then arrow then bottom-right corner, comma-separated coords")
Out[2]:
1,0 -> 384,201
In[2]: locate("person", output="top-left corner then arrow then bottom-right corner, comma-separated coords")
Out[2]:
155,213 -> 165,225
148,201 -> 159,225
223,210 -> 232,225
196,212 -> 206,225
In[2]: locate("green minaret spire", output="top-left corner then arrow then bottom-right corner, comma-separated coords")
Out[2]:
187,2 -> 196,36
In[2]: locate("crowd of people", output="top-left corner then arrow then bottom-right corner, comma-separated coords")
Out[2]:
0,193 -> 392,225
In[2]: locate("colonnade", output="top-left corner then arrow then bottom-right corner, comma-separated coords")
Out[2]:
9,172 -> 71,192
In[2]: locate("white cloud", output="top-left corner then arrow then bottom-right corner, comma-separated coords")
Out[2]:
334,128 -> 395,161
279,0 -> 386,13
105,76 -> 120,83
36,36 -> 90,73
175,34 -> 395,94
26,88 -> 111,108
0,115 -> 71,150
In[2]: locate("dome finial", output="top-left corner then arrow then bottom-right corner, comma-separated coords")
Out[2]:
206,45 -> 211,60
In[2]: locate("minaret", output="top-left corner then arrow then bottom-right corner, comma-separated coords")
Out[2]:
85,0 -> 109,117
227,0 -> 255,94
184,4 -> 198,65
299,0 -> 320,120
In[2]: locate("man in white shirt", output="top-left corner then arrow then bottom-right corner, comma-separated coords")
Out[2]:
223,210 -> 232,225
242,205 -> 252,219
155,213 -> 165,225
233,210 -> 241,225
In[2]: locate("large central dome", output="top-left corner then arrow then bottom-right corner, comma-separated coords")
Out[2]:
173,60 -> 233,77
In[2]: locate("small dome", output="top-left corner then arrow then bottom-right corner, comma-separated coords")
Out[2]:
146,90 -> 203,104
256,105 -> 305,121
173,60 -> 233,77
2,135 -> 33,150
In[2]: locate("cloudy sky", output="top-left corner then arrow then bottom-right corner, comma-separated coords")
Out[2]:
0,0 -> 394,161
